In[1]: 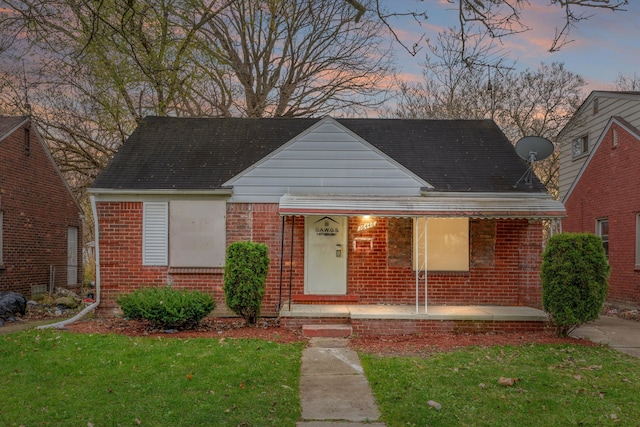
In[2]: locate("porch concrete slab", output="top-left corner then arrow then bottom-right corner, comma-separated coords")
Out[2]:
572,316 -> 640,358
424,305 -> 548,321
346,304 -> 548,322
299,338 -> 382,424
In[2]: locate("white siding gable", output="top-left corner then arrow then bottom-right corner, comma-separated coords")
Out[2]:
224,117 -> 430,202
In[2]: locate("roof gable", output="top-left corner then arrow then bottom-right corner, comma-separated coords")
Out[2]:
564,116 -> 640,202
224,117 -> 430,201
558,91 -> 640,139
91,116 -> 544,195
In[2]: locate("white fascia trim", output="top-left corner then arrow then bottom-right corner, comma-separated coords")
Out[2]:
421,191 -> 553,200
89,188 -> 233,202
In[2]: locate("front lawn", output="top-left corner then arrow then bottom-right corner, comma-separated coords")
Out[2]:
0,329 -> 303,426
362,344 -> 640,426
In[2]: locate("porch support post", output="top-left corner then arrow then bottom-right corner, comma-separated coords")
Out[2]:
278,215 -> 285,312
424,217 -> 428,314
414,217 -> 419,313
288,216 -> 295,311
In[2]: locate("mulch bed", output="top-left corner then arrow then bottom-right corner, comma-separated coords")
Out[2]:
59,316 -> 595,356
11,302 -> 638,356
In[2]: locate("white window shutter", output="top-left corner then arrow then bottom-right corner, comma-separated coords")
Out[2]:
143,202 -> 168,265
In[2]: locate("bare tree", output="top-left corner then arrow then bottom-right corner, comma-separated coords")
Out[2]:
197,0 -> 395,117
352,0 -> 628,59
0,0 -> 395,194
393,32 -> 586,198
391,30 -> 514,120
613,73 -> 640,91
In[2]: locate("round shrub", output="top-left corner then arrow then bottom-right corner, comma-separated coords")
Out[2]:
117,286 -> 215,330
223,241 -> 270,325
541,232 -> 610,336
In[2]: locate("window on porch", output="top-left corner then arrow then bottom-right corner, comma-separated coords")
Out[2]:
412,217 -> 469,271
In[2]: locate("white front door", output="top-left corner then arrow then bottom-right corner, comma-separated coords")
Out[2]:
304,216 -> 347,295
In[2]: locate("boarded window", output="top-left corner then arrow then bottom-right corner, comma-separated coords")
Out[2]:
169,200 -> 226,267
413,218 -> 469,271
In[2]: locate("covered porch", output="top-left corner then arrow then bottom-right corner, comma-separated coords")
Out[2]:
279,303 -> 549,336
273,193 -> 564,334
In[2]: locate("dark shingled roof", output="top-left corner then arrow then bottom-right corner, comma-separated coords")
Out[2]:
91,116 -> 546,193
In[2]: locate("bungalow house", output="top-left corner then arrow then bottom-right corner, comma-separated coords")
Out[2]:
89,117 -> 564,335
0,116 -> 83,297
560,92 -> 640,307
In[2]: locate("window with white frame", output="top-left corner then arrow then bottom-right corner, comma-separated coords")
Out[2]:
142,200 -> 226,267
413,217 -> 469,271
596,218 -> 609,257
572,135 -> 589,158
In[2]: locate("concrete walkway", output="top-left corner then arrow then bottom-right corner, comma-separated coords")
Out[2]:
572,315 -> 640,357
297,337 -> 385,427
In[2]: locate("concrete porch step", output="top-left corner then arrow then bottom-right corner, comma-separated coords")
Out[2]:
302,324 -> 353,338
293,294 -> 359,304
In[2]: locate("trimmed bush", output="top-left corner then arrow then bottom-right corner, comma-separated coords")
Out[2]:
541,232 -> 610,336
223,241 -> 270,325
117,286 -> 215,330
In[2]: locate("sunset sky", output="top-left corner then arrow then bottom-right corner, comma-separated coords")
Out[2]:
385,1 -> 640,91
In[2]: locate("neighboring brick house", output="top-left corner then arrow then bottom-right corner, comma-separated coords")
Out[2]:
558,91 -> 640,200
562,115 -> 640,307
89,116 -> 564,324
0,116 -> 83,297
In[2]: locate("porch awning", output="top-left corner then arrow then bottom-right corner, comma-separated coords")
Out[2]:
278,193 -> 565,219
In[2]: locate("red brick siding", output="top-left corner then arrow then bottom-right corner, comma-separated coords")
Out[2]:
279,317 -> 545,335
347,217 -> 542,307
0,122 -> 82,296
563,123 -> 640,306
96,201 -> 544,315
350,319 -> 545,335
96,202 -> 166,313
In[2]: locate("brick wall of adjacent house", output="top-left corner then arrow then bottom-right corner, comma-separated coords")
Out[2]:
563,123 -> 640,306
0,121 -> 82,297
95,201 -> 544,316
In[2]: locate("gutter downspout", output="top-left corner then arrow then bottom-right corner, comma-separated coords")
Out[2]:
38,195 -> 101,329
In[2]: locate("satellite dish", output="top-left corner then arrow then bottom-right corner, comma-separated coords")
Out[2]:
513,136 -> 554,188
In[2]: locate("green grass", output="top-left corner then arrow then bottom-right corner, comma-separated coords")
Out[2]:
0,329 -> 303,426
361,344 -> 640,426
